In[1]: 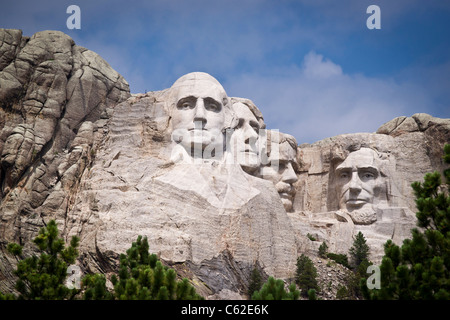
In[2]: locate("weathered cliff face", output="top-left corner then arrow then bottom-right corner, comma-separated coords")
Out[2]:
292,113 -> 450,261
0,29 -> 130,293
0,29 -> 449,300
63,87 -> 299,299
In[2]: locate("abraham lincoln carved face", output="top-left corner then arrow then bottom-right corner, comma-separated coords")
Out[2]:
335,147 -> 386,224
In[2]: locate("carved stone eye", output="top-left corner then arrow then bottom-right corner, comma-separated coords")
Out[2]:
361,172 -> 375,180
339,172 -> 350,179
181,102 -> 192,109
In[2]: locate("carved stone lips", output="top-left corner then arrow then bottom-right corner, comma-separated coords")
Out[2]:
346,199 -> 368,205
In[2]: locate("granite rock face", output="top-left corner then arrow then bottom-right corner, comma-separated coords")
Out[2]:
1,29 -> 449,300
292,114 -> 450,262
0,29 -> 130,293
64,84 -> 299,299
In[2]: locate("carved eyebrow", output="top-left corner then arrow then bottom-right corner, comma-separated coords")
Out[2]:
203,97 -> 222,111
249,120 -> 260,130
176,96 -> 197,108
335,165 -> 352,172
357,166 -> 379,173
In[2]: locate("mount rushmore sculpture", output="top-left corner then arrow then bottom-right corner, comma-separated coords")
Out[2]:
1,30 -> 449,299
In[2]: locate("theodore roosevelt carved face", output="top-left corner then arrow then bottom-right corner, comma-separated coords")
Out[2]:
335,147 -> 385,224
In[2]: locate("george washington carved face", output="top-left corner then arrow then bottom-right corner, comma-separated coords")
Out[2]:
170,72 -> 230,159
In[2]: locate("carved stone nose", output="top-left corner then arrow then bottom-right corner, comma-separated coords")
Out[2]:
282,162 -> 298,184
349,173 -> 362,191
193,99 -> 207,124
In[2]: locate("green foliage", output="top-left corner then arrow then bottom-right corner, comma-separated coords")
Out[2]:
248,266 -> 263,297
307,289 -> 317,300
0,292 -> 16,300
326,253 -> 350,269
336,259 -> 371,300
251,276 -> 299,300
296,254 -> 319,297
363,144 -> 450,300
83,235 -> 203,300
336,285 -> 349,300
82,274 -> 113,300
6,220 -> 80,300
349,232 -> 370,268
318,241 -> 328,258
307,233 -> 317,241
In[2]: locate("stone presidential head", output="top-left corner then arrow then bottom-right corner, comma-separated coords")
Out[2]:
229,97 -> 265,175
260,130 -> 299,212
335,147 -> 387,224
169,72 -> 233,160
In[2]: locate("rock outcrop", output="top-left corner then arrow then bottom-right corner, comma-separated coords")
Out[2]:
1,29 -> 449,299
63,84 -> 299,299
0,29 -> 130,293
292,113 -> 450,262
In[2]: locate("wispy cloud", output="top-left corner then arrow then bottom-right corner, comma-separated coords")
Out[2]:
1,0 -> 449,144
224,51 -> 435,144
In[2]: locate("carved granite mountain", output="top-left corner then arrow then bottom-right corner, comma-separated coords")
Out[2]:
0,29 -> 130,293
1,29 -> 449,300
292,113 -> 450,261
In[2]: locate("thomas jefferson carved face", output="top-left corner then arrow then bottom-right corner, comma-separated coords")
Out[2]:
335,148 -> 384,224
170,72 -> 228,158
230,102 -> 261,174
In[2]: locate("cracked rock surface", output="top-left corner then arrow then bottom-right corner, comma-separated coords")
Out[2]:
0,29 -> 130,293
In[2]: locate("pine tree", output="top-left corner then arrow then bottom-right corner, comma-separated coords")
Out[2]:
363,144 -> 450,300
247,265 -> 263,297
319,241 -> 328,258
83,235 -> 203,300
82,274 -> 113,300
349,231 -> 370,268
5,220 -> 80,300
295,254 -> 319,297
251,276 -> 299,300
307,289 -> 317,300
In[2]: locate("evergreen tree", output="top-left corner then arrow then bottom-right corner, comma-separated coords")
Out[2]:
295,254 -> 319,297
349,231 -> 370,268
318,242 -> 328,258
251,276 -> 299,300
5,220 -> 80,300
363,144 -> 450,300
307,289 -> 317,300
247,265 -> 263,297
82,274 -> 113,300
326,252 -> 350,269
83,235 -> 203,300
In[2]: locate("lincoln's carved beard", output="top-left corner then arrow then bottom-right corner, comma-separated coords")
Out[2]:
346,204 -> 377,225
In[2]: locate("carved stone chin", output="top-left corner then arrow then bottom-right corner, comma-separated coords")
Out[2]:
346,205 -> 377,225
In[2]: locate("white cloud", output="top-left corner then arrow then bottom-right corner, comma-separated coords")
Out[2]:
224,51 -> 434,144
302,52 -> 343,78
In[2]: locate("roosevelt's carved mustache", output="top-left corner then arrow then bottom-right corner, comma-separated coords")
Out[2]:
276,182 -> 294,194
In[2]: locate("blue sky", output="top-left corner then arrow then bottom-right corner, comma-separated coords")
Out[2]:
1,0 -> 449,143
